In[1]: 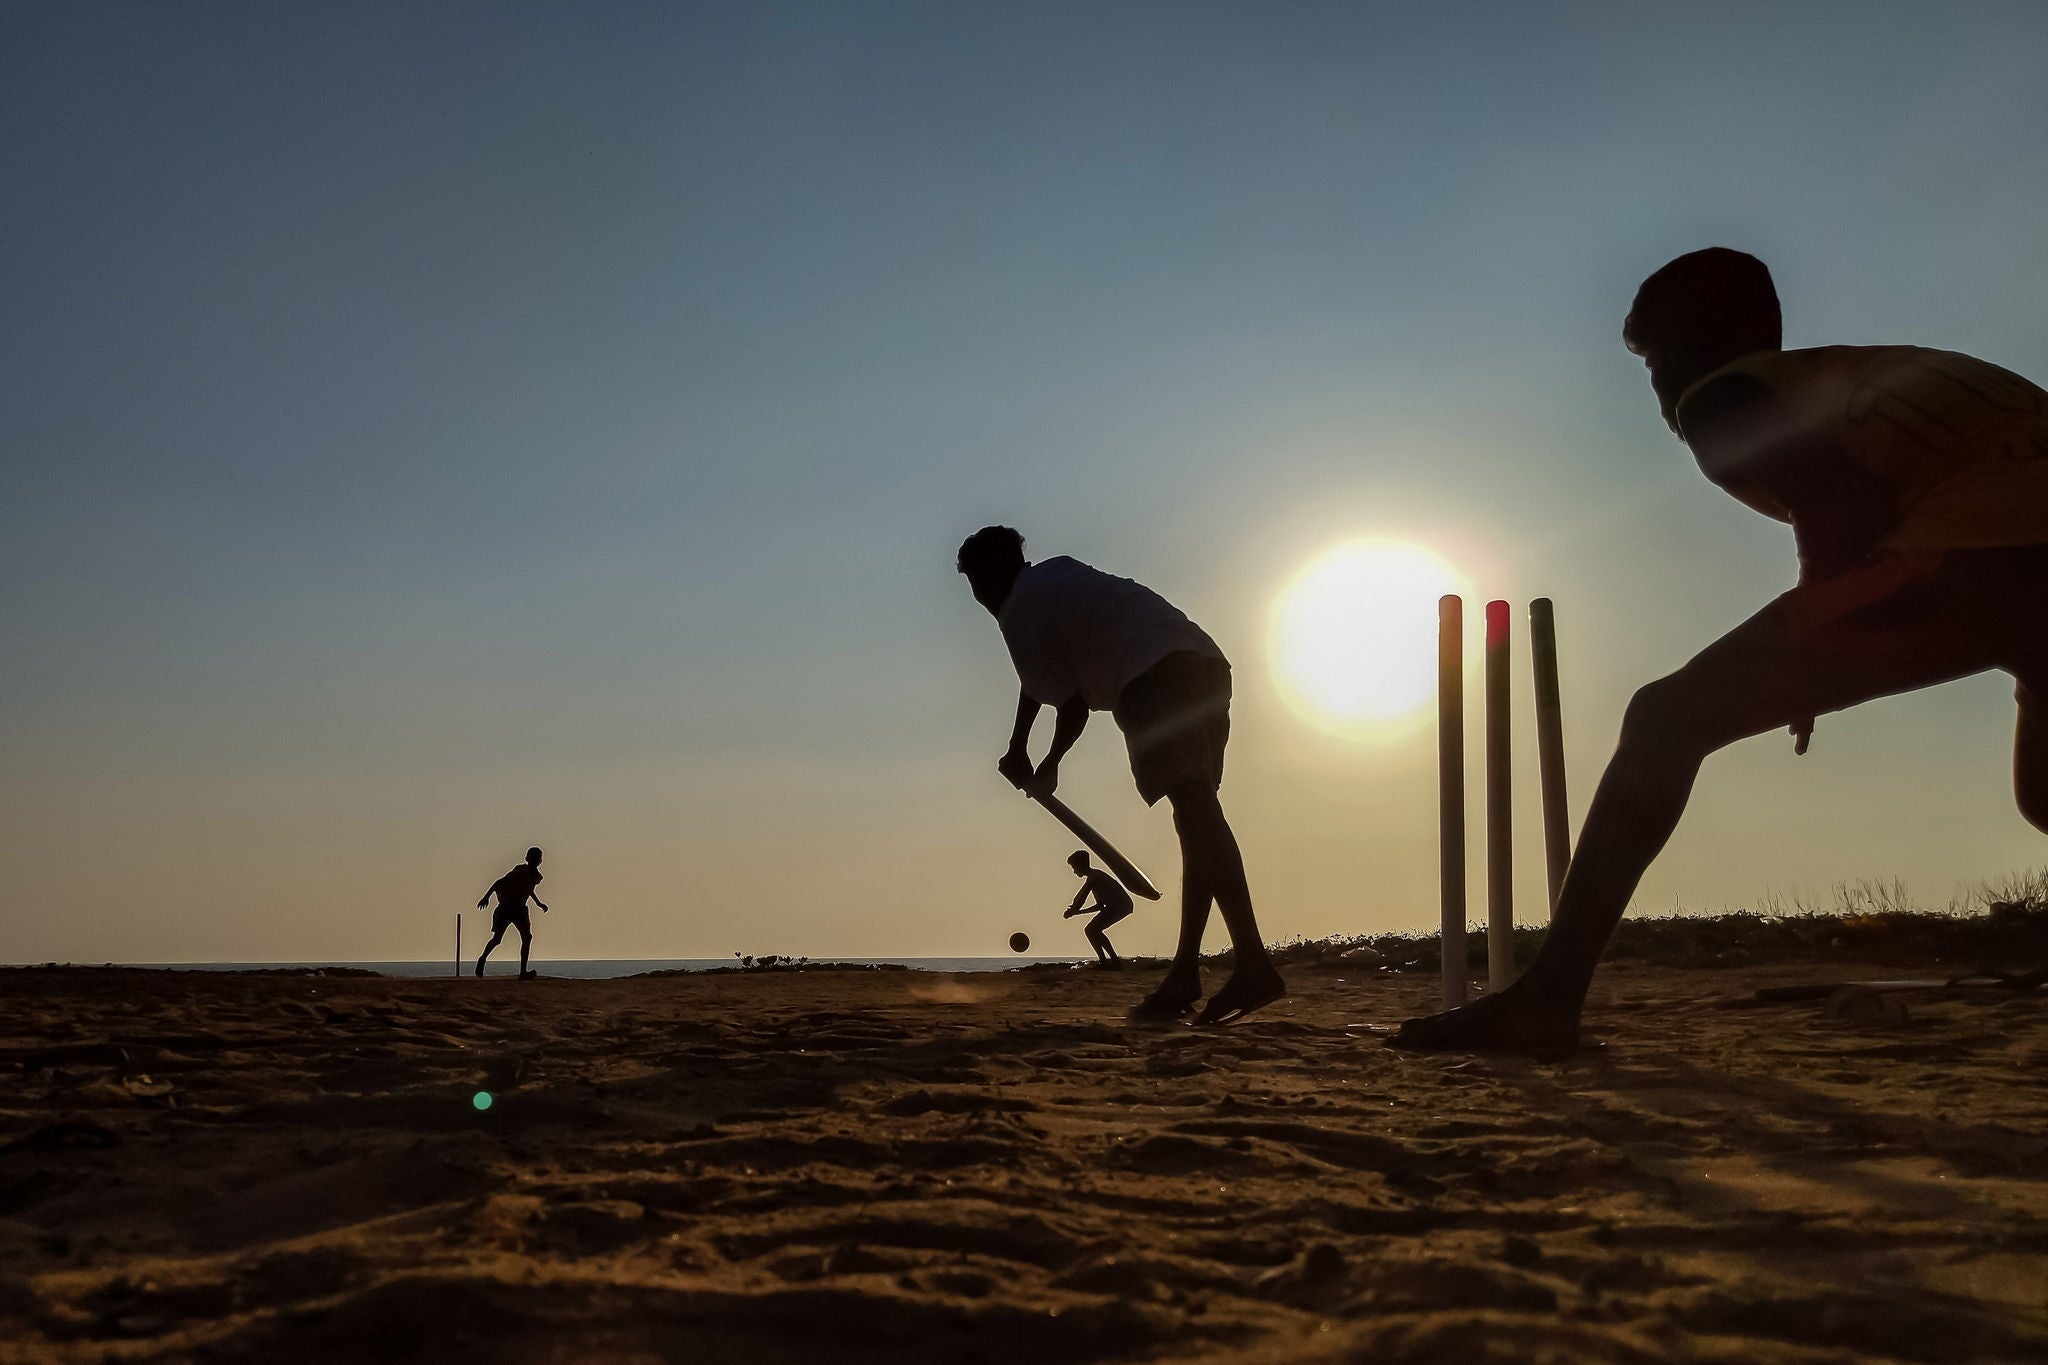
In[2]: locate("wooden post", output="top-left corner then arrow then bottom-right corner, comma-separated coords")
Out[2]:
1437,595 -> 1467,1008
1529,598 -> 1571,917
1485,599 -> 1514,992
455,913 -> 462,978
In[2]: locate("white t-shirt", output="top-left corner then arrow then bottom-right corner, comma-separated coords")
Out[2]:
997,556 -> 1225,710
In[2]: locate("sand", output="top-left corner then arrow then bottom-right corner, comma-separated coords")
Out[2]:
2,960 -> 2045,1363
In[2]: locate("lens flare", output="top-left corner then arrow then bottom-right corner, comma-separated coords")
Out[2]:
1270,540 -> 1462,737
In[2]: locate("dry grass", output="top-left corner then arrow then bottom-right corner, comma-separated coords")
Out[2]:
1184,867 -> 2048,977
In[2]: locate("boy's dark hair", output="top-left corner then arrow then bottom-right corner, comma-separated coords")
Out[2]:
526,846 -> 543,862
956,526 -> 1025,579
1068,850 -> 1090,869
1623,248 -> 1781,359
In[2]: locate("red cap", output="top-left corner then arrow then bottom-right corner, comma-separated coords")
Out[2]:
1485,598 -> 1508,643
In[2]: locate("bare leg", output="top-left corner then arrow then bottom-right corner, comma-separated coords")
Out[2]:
1087,909 -> 1126,965
1136,815 -> 1213,1012
517,923 -> 533,976
1396,583 -> 2001,1054
1134,786 -> 1255,1014
476,928 -> 503,977
1157,785 -> 1285,1024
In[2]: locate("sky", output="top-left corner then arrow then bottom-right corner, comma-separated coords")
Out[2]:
4,1 -> 2047,965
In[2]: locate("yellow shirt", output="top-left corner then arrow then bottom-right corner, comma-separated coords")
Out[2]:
1684,346 -> 2048,549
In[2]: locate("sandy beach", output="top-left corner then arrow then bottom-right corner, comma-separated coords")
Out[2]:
2,958 -> 2045,1363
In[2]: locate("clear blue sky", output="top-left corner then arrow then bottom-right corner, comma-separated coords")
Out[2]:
4,2 -> 2046,962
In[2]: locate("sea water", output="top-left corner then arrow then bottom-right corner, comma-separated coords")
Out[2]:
87,957 -> 1081,979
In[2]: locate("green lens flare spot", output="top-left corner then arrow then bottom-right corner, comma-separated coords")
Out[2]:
473,1091 -> 494,1111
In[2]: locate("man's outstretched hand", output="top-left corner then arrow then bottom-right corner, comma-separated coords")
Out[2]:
476,897 -> 489,910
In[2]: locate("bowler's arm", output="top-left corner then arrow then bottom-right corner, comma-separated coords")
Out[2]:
1682,375 -> 1898,755
1679,374 -> 1897,583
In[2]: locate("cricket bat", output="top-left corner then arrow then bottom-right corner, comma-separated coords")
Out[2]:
1027,788 -> 1162,900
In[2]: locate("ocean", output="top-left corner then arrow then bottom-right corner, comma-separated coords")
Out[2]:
65,957 -> 1082,979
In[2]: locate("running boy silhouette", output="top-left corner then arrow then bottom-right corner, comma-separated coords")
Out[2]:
476,846 -> 548,979
958,526 -> 1285,1023
1398,248 -> 2048,1054
1063,850 -> 1134,967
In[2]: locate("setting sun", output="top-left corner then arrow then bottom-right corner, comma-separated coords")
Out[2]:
1270,540 -> 1463,735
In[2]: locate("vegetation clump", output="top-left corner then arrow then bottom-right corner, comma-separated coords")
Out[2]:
1198,869 -> 2048,974
638,954 -> 912,977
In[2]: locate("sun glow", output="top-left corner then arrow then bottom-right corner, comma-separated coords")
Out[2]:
1270,540 -> 1462,736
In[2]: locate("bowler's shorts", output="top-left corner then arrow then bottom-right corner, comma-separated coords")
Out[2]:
1088,903 -> 1135,931
1113,651 -> 1231,805
492,904 -> 532,936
